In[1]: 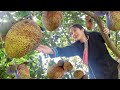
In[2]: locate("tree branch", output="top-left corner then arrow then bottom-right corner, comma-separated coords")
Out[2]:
81,11 -> 120,58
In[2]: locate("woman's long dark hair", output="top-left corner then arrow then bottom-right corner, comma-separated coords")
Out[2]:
69,24 -> 89,39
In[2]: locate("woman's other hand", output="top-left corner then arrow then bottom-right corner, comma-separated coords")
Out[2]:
103,27 -> 110,35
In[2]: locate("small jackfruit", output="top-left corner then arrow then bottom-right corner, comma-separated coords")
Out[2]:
73,70 -> 84,79
108,11 -> 120,31
85,15 -> 94,30
57,60 -> 64,67
42,11 -> 63,31
47,64 -> 64,79
17,63 -> 30,79
6,64 -> 17,75
5,19 -> 42,58
81,74 -> 89,79
63,61 -> 73,72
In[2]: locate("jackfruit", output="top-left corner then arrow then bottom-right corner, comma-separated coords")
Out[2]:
73,70 -> 84,79
85,15 -> 94,30
42,11 -> 63,31
81,74 -> 89,79
107,11 -> 120,31
6,64 -> 17,75
17,63 -> 30,79
57,60 -> 64,67
5,19 -> 42,58
47,64 -> 64,79
63,61 -> 73,72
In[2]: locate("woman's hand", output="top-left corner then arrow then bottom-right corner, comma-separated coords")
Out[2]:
103,27 -> 110,35
36,45 -> 54,54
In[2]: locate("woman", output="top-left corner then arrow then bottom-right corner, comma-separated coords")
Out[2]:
36,24 -> 118,79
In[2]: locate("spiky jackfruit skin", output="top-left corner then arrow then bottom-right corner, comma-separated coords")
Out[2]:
107,11 -> 120,31
42,11 -> 63,31
73,70 -> 84,79
63,61 -> 73,72
85,15 -> 94,30
17,64 -> 30,79
5,19 -> 42,58
47,64 -> 64,79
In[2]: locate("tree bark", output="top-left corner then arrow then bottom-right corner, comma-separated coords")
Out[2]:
81,11 -> 120,58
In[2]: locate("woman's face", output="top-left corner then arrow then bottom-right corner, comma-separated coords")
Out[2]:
69,27 -> 84,41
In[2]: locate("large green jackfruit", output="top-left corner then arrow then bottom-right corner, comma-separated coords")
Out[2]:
42,11 -> 63,31
5,19 -> 42,58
